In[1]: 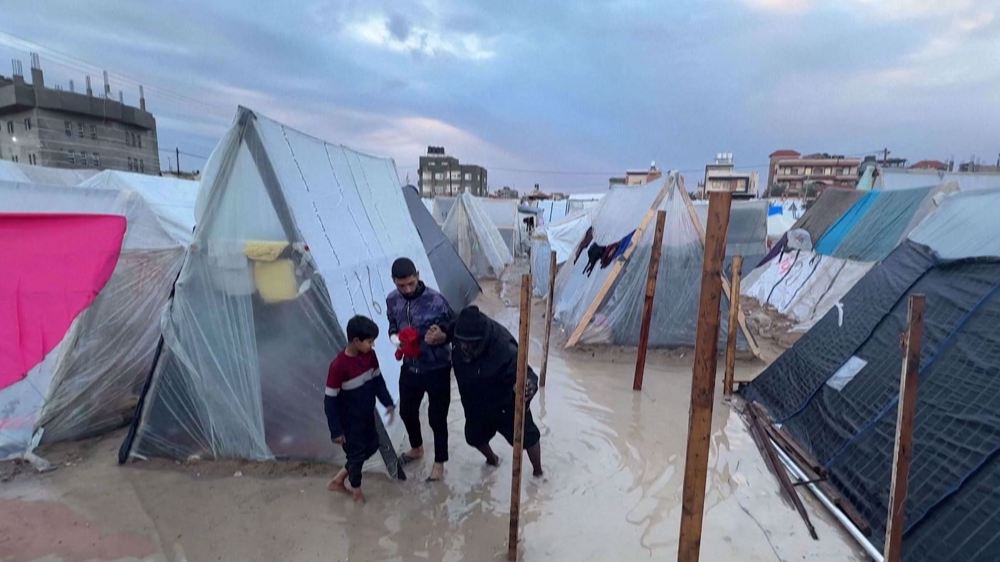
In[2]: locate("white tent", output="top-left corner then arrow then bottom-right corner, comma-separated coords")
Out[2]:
442,192 -> 513,279
531,209 -> 594,296
121,108 -> 435,473
0,180 -> 186,462
79,170 -> 199,243
0,160 -> 97,185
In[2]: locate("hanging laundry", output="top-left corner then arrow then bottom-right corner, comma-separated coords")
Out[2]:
583,242 -> 605,276
600,242 -> 620,268
574,226 -> 595,264
610,230 -> 635,261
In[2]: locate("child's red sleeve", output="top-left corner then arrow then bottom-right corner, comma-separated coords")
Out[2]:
326,358 -> 344,395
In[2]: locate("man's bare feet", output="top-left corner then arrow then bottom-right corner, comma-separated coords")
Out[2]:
352,488 -> 366,504
400,446 -> 424,464
327,479 -> 349,493
427,462 -> 445,482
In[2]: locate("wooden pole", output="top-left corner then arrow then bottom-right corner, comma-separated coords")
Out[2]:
633,210 -> 667,391
677,190 -> 732,562
540,251 -> 557,387
723,255 -> 744,396
884,294 -> 925,562
508,273 -> 532,561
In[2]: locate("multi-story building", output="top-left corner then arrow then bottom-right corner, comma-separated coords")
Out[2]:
703,153 -> 758,199
0,54 -> 159,174
418,146 -> 487,196
610,163 -> 661,186
766,149 -> 861,197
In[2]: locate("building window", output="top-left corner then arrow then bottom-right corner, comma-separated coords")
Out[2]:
6,121 -> 12,134
65,121 -> 72,136
464,172 -> 472,180
434,172 -> 444,180
77,123 -> 84,138
128,157 -> 133,171
11,154 -> 17,163
68,150 -> 75,165
137,135 -> 142,148
28,153 -> 35,165
125,131 -> 130,145
139,159 -> 144,173
93,152 -> 100,167
23,118 -> 31,131
91,125 -> 97,140
824,167 -> 832,175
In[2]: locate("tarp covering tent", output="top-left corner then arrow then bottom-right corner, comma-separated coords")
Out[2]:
478,197 -> 525,256
789,188 -> 865,248
875,168 -> 1000,192
742,189 -> 1000,561
530,208 -> 594,296
401,184 -> 480,309
0,181 -> 187,461
553,174 -> 763,348
441,192 -> 513,279
535,193 -> 604,225
80,170 -> 199,244
120,108 -> 435,474
430,196 -> 455,224
0,160 -> 97,186
692,199 -> 769,274
743,186 -> 951,331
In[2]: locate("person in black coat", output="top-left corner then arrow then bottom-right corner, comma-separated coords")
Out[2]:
451,306 -> 543,476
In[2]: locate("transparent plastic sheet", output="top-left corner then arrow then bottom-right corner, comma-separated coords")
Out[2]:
79,170 -> 199,244
401,185 -> 480,309
0,181 -> 184,459
127,109 -> 435,465
530,236 -> 552,297
441,192 -> 513,279
431,197 -> 455,224
0,160 -> 98,186
877,168 -> 1000,192
477,198 -> 523,256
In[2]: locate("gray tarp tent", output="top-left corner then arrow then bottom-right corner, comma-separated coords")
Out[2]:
743,189 -> 1000,561
120,108 -> 436,479
401,184 -> 480,309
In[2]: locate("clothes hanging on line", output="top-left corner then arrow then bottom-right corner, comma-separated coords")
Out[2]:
574,227 -> 594,264
583,242 -> 605,276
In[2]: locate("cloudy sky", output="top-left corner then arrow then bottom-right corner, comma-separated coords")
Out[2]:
1,0 -> 998,191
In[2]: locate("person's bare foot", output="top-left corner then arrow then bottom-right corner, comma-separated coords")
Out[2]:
352,488 -> 366,504
427,462 -> 445,482
327,479 -> 349,493
400,446 -> 424,464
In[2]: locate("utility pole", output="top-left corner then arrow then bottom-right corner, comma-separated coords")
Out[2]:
882,147 -> 890,164
176,147 -> 181,175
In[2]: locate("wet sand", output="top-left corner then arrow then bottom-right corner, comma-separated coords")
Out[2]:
1,283 -> 864,561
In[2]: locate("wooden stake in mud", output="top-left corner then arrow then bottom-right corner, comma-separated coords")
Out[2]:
508,273 -> 533,561
723,255 -> 744,396
677,190 -> 732,562
884,294 -> 925,562
633,210 -> 667,391
540,250 -> 557,387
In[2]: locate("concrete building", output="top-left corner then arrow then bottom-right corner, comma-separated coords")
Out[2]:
766,149 -> 860,197
418,146 -> 487,197
0,54 -> 159,174
703,153 -> 758,199
494,186 -> 519,199
610,163 -> 661,186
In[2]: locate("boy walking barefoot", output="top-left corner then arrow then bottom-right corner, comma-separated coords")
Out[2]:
325,316 -> 396,503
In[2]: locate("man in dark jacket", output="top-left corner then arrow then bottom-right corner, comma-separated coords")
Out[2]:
386,257 -> 454,482
452,306 -> 543,477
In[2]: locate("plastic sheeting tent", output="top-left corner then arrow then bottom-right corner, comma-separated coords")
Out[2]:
441,192 -> 513,280
553,174 -> 764,348
530,208 -> 594,296
0,181 -> 186,461
80,170 -> 199,244
0,160 -> 97,185
120,108 -> 435,474
875,168 -> 1000,192
401,184 -> 480,309
742,189 -> 1000,561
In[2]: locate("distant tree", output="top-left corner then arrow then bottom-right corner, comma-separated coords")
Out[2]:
769,183 -> 787,198
804,183 -> 821,199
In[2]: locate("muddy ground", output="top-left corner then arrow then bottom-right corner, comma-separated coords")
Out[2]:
1,282 -> 863,562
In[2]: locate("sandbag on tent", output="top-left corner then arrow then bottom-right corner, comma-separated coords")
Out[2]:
401,184 -> 480,309
742,189 -> 1000,561
0,181 -> 186,461
80,170 -> 199,244
441,192 -> 513,279
530,208 -> 594,296
120,108 -> 436,475
554,174 -> 763,349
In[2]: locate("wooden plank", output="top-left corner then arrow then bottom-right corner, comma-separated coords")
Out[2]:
678,188 -> 761,358
677,190 -> 733,562
564,180 -> 671,348
540,250 -> 557,387
723,255 -> 744,396
884,294 -> 925,562
508,274 -> 533,561
633,210 -> 667,391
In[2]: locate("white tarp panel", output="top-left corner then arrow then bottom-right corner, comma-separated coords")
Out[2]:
442,192 -> 513,279
530,209 -> 594,296
908,189 -> 1000,260
0,181 -> 184,460
0,160 -> 97,186
125,108 -> 434,467
876,169 -> 1000,192
80,170 -> 199,244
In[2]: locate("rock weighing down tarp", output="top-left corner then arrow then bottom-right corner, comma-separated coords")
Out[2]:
401,184 -> 480,309
553,173 -> 766,348
742,189 -> 1000,561
121,107 -> 436,471
0,181 -> 187,461
441,191 -> 513,279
